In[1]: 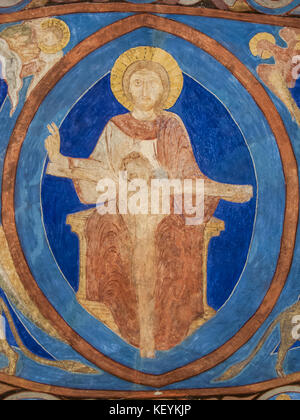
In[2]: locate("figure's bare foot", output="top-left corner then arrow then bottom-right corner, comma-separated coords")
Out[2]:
140,348 -> 156,359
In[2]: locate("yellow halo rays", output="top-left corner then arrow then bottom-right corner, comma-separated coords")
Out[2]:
249,32 -> 276,60
110,46 -> 183,111
38,18 -> 70,55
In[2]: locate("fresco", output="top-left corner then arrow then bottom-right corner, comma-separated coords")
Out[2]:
0,0 -> 299,401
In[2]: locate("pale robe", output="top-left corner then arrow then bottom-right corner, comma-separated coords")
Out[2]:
47,111 -> 220,352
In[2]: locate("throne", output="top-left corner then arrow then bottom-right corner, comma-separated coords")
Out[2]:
67,209 -> 225,336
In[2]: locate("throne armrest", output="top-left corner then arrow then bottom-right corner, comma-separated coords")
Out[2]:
205,217 -> 225,238
66,209 -> 96,300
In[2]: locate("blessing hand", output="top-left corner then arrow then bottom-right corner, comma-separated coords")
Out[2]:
45,122 -> 67,166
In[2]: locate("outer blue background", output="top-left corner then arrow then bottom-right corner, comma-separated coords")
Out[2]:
0,13 -> 299,390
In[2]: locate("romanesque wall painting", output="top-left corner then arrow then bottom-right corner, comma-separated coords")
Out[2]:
0,0 -> 299,402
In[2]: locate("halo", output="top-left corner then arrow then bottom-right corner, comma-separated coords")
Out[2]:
38,18 -> 70,55
249,32 -> 276,60
110,47 -> 183,110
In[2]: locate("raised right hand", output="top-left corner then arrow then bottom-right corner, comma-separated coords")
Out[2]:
45,122 -> 64,164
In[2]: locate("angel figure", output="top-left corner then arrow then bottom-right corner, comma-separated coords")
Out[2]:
0,18 -> 70,116
250,28 -> 300,126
